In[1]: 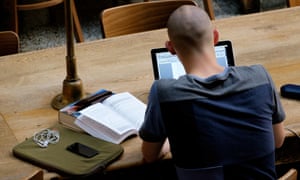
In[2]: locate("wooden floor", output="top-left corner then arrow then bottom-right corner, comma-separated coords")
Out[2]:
0,0 -> 287,53
14,0 -> 242,53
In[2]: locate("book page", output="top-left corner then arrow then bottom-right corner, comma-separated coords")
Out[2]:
79,103 -> 135,135
75,116 -> 126,144
102,92 -> 146,130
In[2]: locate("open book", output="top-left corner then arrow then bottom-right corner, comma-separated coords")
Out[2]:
74,92 -> 147,144
58,89 -> 113,132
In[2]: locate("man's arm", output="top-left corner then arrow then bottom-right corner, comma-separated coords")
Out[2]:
273,122 -> 286,148
141,139 -> 170,163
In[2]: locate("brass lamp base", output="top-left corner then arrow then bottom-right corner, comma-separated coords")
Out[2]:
51,78 -> 85,110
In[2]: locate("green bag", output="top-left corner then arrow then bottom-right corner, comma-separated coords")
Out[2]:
12,123 -> 124,177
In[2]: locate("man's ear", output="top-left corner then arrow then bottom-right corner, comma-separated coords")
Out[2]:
213,29 -> 219,45
165,41 -> 176,55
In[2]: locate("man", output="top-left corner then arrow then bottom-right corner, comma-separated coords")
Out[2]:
139,5 -> 286,179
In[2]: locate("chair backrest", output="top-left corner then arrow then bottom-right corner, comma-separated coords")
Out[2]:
0,31 -> 20,56
176,166 -> 298,180
16,0 -> 64,11
100,0 -> 198,38
23,169 -> 43,180
176,165 -> 224,180
278,168 -> 298,180
287,0 -> 300,7
16,0 -> 83,42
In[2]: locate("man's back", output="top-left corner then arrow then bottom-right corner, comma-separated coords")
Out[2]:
139,5 -> 286,179
140,65 -> 285,179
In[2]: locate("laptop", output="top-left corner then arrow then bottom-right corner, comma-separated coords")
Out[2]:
151,40 -> 235,80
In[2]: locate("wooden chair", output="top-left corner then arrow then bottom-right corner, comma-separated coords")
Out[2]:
278,168 -> 298,180
176,165 -> 298,180
202,0 -> 215,20
0,31 -> 20,56
23,169 -> 43,180
240,0 -> 260,14
143,0 -> 215,19
287,0 -> 300,7
153,0 -> 214,19
100,0 -> 206,38
15,0 -> 84,42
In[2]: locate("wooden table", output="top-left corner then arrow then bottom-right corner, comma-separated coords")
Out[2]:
1,6 -> 300,179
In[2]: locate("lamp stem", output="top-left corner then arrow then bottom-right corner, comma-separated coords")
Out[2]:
51,0 -> 85,110
65,0 -> 77,80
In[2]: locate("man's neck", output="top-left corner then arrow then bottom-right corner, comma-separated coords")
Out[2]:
183,48 -> 225,78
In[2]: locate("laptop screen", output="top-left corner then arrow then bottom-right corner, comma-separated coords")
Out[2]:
151,40 -> 235,80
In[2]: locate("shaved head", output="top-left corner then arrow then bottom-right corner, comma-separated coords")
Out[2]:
167,5 -> 213,55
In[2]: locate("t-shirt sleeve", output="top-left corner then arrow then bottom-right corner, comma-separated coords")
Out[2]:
139,82 -> 167,142
259,65 -> 286,124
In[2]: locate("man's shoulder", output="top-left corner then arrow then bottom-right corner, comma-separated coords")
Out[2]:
155,78 -> 178,89
233,65 -> 269,79
234,64 -> 266,72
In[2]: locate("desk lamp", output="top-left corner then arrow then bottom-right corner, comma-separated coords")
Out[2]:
51,0 -> 85,110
